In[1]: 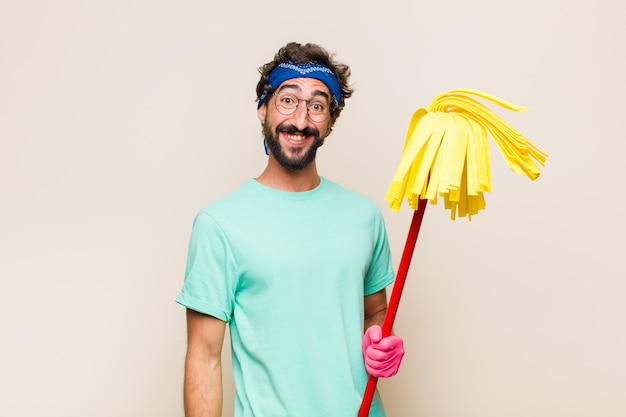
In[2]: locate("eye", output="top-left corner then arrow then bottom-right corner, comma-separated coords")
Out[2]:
280,95 -> 296,105
310,102 -> 326,112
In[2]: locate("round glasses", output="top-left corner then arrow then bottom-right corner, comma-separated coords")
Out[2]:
273,92 -> 331,123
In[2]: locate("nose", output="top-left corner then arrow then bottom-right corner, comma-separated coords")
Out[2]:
290,101 -> 310,129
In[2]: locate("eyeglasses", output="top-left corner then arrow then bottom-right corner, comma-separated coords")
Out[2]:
273,92 -> 331,123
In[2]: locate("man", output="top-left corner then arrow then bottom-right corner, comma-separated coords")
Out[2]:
176,42 -> 404,417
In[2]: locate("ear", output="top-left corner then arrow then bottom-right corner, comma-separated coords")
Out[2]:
257,104 -> 267,121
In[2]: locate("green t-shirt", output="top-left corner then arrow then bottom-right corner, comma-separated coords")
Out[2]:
176,177 -> 395,417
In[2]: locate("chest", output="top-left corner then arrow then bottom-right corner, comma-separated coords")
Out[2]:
226,202 -> 376,295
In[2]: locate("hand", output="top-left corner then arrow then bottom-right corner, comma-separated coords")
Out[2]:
362,325 -> 405,378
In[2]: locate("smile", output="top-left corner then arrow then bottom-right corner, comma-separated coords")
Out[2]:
283,132 -> 309,143
287,133 -> 306,141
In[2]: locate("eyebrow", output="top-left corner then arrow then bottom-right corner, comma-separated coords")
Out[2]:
277,83 -> 330,100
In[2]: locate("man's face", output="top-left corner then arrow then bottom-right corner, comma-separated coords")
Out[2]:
258,77 -> 333,171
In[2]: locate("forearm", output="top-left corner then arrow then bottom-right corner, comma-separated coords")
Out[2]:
364,288 -> 389,332
184,356 -> 223,417
364,307 -> 386,331
362,291 -> 404,378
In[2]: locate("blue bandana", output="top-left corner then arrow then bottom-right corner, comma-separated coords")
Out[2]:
257,61 -> 341,109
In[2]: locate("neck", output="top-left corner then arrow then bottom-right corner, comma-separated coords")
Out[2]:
256,159 -> 320,192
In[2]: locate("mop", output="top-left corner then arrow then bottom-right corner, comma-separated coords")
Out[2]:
358,88 -> 548,416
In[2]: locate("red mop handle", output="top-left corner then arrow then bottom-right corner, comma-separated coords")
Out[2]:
358,198 -> 428,417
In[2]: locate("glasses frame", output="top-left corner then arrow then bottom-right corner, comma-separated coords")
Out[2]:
272,92 -> 332,123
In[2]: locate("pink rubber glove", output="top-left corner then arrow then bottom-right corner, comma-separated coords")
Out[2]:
362,325 -> 405,378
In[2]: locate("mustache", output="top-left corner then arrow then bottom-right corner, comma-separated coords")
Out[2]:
277,123 -> 320,138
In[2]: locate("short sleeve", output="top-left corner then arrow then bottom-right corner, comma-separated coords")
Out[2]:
364,208 -> 395,296
175,211 -> 238,322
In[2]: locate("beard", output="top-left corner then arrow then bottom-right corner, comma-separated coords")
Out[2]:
262,121 -> 325,171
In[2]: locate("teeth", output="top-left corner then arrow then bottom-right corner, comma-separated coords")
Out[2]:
286,133 -> 306,141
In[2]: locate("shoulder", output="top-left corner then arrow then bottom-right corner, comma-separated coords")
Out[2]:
196,180 -> 257,216
192,179 -> 288,232
321,178 -> 383,213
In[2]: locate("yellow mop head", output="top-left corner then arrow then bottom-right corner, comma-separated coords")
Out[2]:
385,88 -> 548,220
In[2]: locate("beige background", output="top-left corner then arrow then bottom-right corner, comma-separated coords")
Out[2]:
1,0 -> 624,416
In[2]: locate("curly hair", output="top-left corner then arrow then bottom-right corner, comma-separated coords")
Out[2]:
256,42 -> 354,125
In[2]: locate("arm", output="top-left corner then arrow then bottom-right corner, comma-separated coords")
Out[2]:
184,308 -> 227,417
363,288 -> 388,331
362,288 -> 405,378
